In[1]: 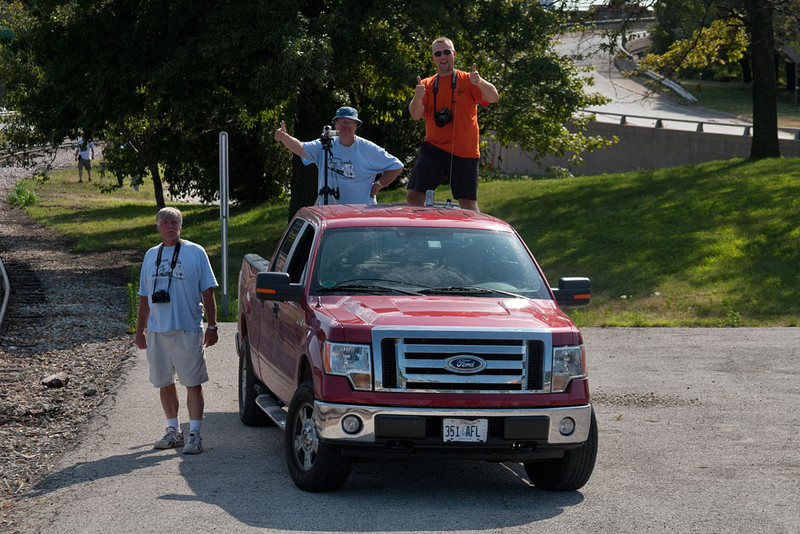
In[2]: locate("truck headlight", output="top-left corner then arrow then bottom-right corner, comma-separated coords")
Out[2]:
552,345 -> 586,393
323,342 -> 372,391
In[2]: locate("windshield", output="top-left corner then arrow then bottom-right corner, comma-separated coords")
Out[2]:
310,226 -> 550,299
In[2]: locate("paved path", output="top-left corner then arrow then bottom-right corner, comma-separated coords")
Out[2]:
12,324 -> 800,533
558,30 -> 797,138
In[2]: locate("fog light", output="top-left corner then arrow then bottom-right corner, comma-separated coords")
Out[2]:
559,417 -> 576,436
342,415 -> 362,435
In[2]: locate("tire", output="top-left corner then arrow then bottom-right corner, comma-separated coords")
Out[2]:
524,407 -> 598,491
285,382 -> 352,492
238,335 -> 269,426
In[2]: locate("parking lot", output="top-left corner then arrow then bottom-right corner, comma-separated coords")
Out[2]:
13,325 -> 800,533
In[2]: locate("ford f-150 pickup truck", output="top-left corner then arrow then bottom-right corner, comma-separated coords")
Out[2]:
236,203 -> 596,492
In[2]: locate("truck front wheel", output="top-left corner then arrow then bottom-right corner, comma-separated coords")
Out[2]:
285,382 -> 352,492
524,407 -> 598,491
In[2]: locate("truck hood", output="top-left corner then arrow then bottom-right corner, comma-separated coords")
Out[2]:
318,295 -> 573,330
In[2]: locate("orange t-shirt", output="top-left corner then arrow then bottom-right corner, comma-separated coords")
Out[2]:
420,70 -> 488,159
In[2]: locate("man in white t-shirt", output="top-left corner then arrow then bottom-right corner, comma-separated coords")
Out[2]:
74,135 -> 95,183
274,106 -> 404,205
135,207 -> 219,454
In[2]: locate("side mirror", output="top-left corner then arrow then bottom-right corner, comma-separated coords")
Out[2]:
551,277 -> 591,307
256,272 -> 303,302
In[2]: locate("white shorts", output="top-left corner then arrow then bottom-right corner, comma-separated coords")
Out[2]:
146,330 -> 209,388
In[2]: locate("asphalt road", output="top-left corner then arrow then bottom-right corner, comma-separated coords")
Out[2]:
555,31 -> 797,138
14,325 -> 800,533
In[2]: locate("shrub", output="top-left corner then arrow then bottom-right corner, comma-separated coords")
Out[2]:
127,265 -> 140,333
6,179 -> 39,207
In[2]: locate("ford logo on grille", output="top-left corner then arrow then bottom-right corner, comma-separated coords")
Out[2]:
445,355 -> 487,374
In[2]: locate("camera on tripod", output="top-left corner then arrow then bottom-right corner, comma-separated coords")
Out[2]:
320,125 -> 338,144
434,108 -> 453,127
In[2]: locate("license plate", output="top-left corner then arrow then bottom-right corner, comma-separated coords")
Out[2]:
442,418 -> 488,443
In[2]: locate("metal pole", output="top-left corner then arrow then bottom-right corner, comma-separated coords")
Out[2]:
219,132 -> 229,318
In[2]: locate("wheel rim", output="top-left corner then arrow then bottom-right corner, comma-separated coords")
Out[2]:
292,403 -> 318,471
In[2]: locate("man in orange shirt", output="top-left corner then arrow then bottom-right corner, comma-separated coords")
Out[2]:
408,37 -> 499,212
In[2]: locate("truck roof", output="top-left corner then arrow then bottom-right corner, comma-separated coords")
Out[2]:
298,203 -> 515,231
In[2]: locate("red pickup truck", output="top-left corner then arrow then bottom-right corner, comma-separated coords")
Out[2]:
236,203 -> 596,492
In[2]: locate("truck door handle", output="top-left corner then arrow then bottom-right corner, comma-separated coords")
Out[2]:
272,302 -> 279,318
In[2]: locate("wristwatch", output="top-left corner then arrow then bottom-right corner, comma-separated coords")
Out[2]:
206,325 -> 218,331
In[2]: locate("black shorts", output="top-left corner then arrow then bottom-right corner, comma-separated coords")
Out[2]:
408,142 -> 479,201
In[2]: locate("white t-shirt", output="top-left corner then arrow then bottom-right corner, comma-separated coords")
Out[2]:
301,136 -> 402,205
76,138 -> 94,159
138,239 -> 218,332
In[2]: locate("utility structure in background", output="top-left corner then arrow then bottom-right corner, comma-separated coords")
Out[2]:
219,131 -> 229,318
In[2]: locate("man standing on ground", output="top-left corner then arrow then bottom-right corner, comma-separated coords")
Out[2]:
407,37 -> 499,212
275,106 -> 403,205
135,207 -> 219,455
74,135 -> 95,183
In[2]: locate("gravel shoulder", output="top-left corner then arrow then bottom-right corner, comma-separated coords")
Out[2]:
0,147 -> 140,530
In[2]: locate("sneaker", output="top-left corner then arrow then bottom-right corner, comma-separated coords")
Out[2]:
182,430 -> 203,454
153,426 -> 184,449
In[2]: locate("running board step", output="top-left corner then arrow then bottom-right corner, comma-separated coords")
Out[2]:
255,394 -> 287,430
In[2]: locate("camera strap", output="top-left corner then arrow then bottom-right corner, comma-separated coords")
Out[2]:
432,71 -> 457,112
433,72 -> 458,178
155,239 -> 182,292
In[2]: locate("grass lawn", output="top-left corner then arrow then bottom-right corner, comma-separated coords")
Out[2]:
11,156 -> 800,327
679,79 -> 800,128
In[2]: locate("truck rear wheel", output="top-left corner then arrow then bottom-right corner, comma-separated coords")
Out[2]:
285,382 -> 352,492
238,335 -> 269,426
524,407 -> 598,491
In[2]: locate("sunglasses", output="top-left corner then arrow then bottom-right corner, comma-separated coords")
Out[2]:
433,49 -> 453,57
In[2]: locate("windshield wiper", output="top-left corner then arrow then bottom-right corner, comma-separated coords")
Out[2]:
418,286 -> 526,299
316,282 -> 421,296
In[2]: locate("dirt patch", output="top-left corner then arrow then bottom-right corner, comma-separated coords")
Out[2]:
0,199 -> 140,530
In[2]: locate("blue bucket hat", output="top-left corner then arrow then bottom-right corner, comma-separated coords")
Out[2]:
332,106 -> 362,126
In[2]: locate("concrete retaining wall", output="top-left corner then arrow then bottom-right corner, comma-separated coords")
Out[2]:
487,122 -> 800,176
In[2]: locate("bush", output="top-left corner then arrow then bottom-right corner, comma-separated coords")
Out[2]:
6,179 -> 39,207
127,265 -> 140,334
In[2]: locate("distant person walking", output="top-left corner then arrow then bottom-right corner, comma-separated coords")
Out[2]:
74,135 -> 95,183
134,207 -> 219,455
407,37 -> 498,211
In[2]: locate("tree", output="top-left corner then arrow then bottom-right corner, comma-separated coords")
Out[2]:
0,0 -> 304,208
614,0 -> 800,159
1,0 -> 609,213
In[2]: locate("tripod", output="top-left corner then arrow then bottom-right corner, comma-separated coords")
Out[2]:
319,126 -> 340,205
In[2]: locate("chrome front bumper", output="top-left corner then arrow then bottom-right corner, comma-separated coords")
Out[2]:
314,402 -> 592,445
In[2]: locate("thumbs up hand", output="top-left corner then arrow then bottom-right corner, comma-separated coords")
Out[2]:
414,76 -> 426,99
470,63 -> 481,85
274,120 -> 287,142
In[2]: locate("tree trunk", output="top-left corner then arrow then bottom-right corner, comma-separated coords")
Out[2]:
740,55 -> 752,84
149,161 -> 166,209
746,0 -> 780,159
140,130 -> 166,209
785,60 -> 796,91
288,83 -> 332,220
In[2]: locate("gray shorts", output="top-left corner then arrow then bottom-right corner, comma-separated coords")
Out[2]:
146,330 -> 209,388
78,158 -> 92,171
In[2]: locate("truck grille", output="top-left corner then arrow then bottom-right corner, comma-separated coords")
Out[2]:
373,328 -> 551,394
